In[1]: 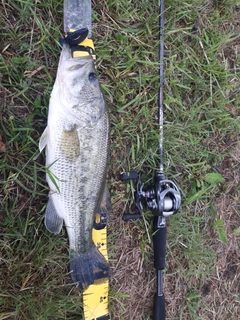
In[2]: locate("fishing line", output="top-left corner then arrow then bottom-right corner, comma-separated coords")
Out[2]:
159,0 -> 164,173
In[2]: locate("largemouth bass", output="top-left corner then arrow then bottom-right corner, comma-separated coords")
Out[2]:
39,44 -> 110,290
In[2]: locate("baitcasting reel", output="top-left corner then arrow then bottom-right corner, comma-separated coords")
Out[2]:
121,171 -> 181,220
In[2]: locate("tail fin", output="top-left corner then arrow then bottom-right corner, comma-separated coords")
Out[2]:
69,245 -> 110,290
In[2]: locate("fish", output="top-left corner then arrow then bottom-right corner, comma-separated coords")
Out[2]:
39,44 -> 111,290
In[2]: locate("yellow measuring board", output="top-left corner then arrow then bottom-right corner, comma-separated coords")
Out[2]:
66,31 -> 110,319
67,29 -> 96,61
72,38 -> 96,61
83,227 -> 110,320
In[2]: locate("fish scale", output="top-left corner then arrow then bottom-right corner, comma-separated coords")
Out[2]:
47,113 -> 109,252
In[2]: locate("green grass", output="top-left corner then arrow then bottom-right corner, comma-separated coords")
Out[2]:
1,0 -> 240,319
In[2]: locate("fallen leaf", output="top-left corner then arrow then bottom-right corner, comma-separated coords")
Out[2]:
0,135 -> 6,152
24,65 -> 44,78
226,104 -> 238,116
204,172 -> 225,184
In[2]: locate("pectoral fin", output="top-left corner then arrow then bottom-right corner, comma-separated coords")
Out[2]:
61,126 -> 80,161
39,126 -> 49,152
44,196 -> 63,234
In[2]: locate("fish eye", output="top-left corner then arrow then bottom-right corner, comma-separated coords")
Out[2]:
89,72 -> 98,82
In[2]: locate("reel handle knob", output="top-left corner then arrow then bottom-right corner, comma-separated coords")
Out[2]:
120,171 -> 139,181
123,213 -> 142,221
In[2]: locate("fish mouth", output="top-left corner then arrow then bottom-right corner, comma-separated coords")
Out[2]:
60,44 -> 94,72
66,59 -> 93,72
61,44 -> 93,62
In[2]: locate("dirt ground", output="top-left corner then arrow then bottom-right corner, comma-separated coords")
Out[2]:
108,137 -> 240,319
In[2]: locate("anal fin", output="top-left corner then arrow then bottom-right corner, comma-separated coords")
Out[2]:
94,183 -> 112,230
44,196 -> 63,234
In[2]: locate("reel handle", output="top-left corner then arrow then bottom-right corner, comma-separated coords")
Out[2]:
120,171 -> 143,221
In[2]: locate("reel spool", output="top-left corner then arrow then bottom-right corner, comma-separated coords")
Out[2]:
121,171 -> 181,220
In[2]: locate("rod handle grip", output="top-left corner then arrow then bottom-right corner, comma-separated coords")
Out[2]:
153,221 -> 166,270
153,294 -> 165,320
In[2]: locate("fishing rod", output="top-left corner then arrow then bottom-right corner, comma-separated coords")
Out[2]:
121,0 -> 181,319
